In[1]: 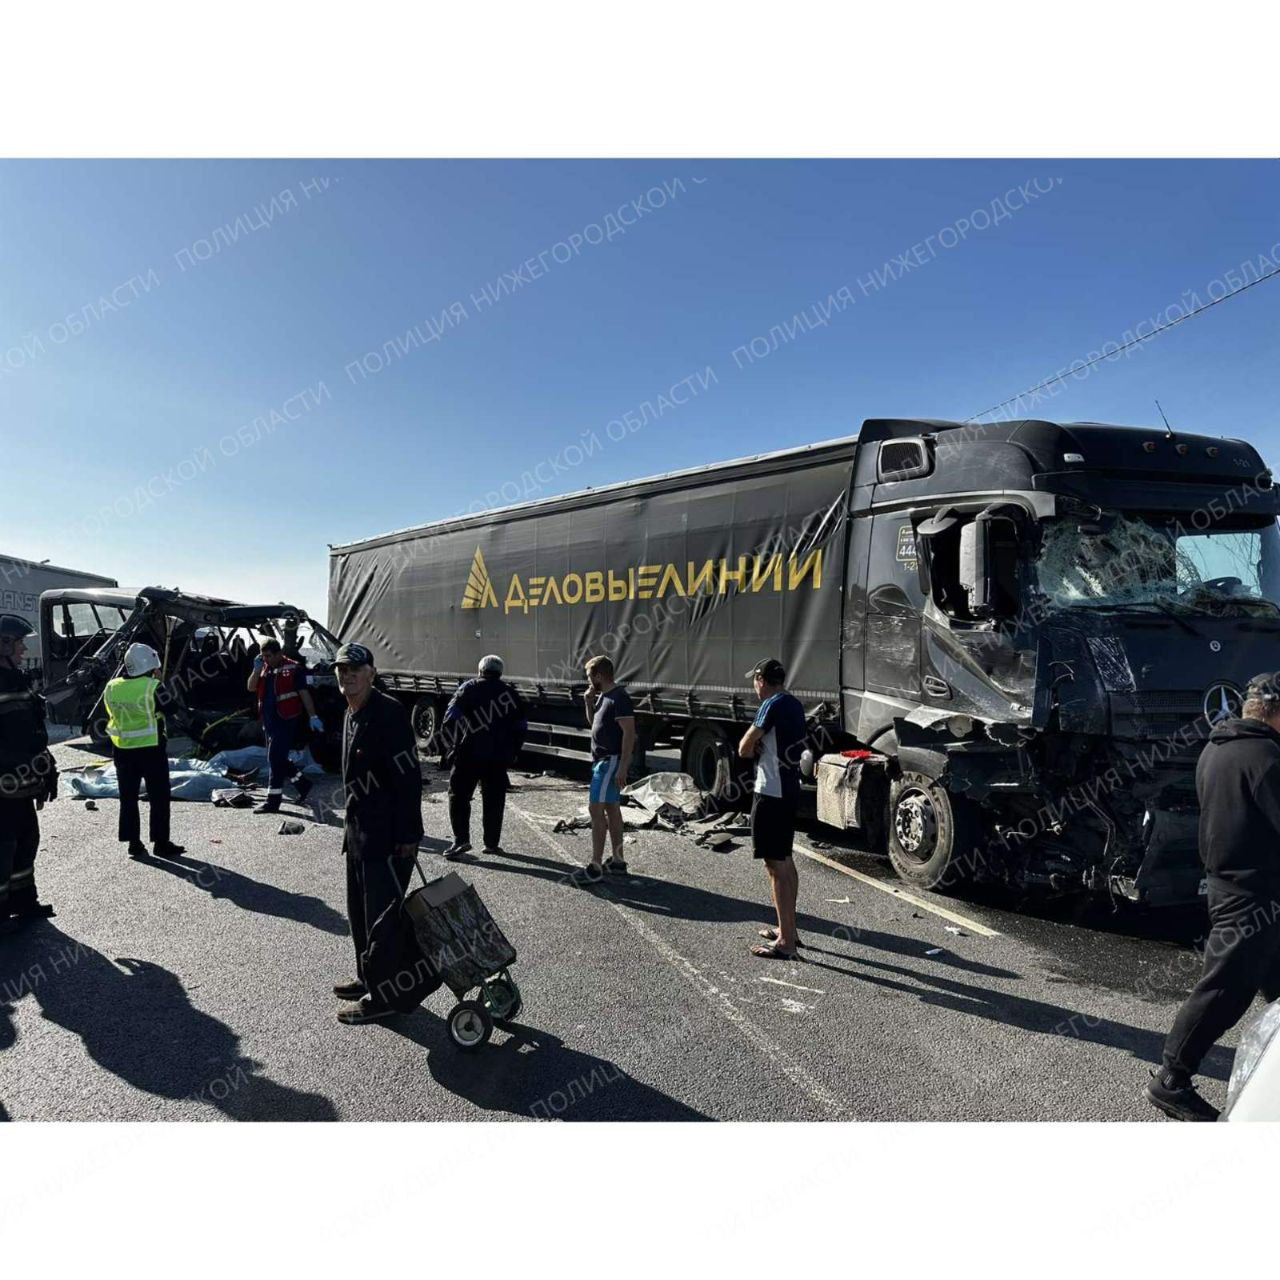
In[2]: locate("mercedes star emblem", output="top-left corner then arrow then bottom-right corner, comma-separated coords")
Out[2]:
1202,681 -> 1242,724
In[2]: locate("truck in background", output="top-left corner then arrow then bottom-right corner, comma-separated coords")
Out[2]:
328,418 -> 1280,908
0,553 -> 118,680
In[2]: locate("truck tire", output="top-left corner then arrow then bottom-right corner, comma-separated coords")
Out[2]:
85,712 -> 112,752
681,723 -> 728,793
887,771 -> 977,892
412,697 -> 443,751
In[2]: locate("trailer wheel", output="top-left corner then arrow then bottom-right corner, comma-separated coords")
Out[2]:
412,697 -> 443,751
888,771 -> 977,892
682,724 -> 728,794
447,1000 -> 493,1052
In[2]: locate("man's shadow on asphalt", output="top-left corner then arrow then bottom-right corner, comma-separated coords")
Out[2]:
795,945 -> 1234,1082
134,851 -> 349,936
468,847 -> 1018,983
0,921 -> 337,1120
384,1008 -> 711,1121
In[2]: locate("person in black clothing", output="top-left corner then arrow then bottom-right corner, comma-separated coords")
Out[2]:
441,654 -> 527,861
331,642 -> 424,1025
1147,671 -> 1280,1121
0,614 -> 58,933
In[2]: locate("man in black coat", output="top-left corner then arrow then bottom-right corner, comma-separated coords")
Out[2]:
442,654 -> 527,860
1,614 -> 58,933
331,643 -> 424,1024
1147,671 -> 1280,1120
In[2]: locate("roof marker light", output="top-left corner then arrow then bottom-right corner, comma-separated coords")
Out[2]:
1063,452 -> 1084,463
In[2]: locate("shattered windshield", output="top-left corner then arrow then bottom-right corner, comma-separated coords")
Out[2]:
1035,513 -> 1280,615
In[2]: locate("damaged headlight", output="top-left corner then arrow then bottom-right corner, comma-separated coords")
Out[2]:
1225,999 -> 1280,1118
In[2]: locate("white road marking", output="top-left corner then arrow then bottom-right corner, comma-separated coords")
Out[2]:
758,976 -> 826,995
792,841 -> 1002,938
510,804 -> 853,1119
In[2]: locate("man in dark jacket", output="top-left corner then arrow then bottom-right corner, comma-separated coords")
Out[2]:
1147,671 -> 1280,1121
442,654 -> 527,860
331,642 -> 424,1024
0,614 -> 58,933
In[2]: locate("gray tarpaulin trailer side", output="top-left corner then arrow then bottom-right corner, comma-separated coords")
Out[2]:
328,437 -> 856,781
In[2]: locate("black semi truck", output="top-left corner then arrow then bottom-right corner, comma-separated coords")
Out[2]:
329,418 -> 1280,907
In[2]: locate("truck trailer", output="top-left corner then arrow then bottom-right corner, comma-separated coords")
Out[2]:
328,418 -> 1280,907
0,553 -> 118,680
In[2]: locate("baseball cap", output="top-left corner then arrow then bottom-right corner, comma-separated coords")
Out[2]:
746,657 -> 786,684
334,642 -> 374,667
1246,672 -> 1280,702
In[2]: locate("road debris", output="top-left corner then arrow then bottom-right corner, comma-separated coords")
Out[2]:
278,820 -> 306,835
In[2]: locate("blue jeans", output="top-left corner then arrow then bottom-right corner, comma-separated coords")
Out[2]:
264,714 -> 301,796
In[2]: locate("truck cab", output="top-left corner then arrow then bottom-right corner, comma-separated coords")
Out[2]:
837,418 -> 1280,906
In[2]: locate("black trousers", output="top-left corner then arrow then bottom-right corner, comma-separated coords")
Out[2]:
344,818 -> 414,988
448,759 -> 508,849
113,744 -> 171,845
1162,881 -> 1280,1078
0,795 -> 40,916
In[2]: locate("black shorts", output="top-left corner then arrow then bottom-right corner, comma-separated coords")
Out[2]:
750,792 -> 797,860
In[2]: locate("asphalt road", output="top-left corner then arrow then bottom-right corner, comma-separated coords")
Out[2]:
0,741 -> 1239,1122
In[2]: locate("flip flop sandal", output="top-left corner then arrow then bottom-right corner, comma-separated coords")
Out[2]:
604,858 -> 629,875
751,942 -> 799,961
758,928 -> 804,949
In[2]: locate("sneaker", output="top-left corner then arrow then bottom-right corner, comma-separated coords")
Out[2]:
333,979 -> 368,1000
337,998 -> 396,1025
254,798 -> 282,814
444,842 -> 474,862
294,775 -> 313,803
1144,1068 -> 1220,1122
153,842 -> 186,859
127,839 -> 149,857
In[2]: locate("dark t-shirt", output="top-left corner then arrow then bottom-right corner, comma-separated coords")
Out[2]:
753,690 -> 806,801
591,686 -> 634,760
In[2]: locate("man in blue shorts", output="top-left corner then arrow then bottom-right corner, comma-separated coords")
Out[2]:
582,655 -> 636,880
738,658 -> 807,959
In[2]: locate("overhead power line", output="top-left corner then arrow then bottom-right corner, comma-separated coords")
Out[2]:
968,259 -> 1280,422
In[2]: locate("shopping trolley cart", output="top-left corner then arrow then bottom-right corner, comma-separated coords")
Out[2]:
404,864 -> 521,1051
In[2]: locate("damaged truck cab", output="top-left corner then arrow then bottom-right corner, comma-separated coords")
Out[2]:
850,419 -> 1280,905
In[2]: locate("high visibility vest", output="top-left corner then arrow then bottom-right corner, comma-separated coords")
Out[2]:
256,658 -> 305,721
104,676 -> 162,750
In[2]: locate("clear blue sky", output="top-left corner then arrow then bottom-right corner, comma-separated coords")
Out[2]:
3,159 -> 1278,623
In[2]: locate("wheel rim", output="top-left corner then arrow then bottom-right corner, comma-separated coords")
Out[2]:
894,786 -> 939,863
413,702 -> 438,745
452,1009 -> 486,1046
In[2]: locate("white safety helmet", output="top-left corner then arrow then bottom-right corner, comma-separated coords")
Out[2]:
124,642 -> 162,677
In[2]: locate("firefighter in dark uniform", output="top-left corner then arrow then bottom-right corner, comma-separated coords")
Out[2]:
331,643 -> 423,1024
1147,671 -> 1280,1121
442,653 -> 528,860
0,614 -> 58,933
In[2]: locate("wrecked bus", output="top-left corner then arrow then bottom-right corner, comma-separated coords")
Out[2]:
328,418 -> 1280,906
40,586 -> 346,764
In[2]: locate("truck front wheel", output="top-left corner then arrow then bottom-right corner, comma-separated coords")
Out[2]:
888,771 -> 977,892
